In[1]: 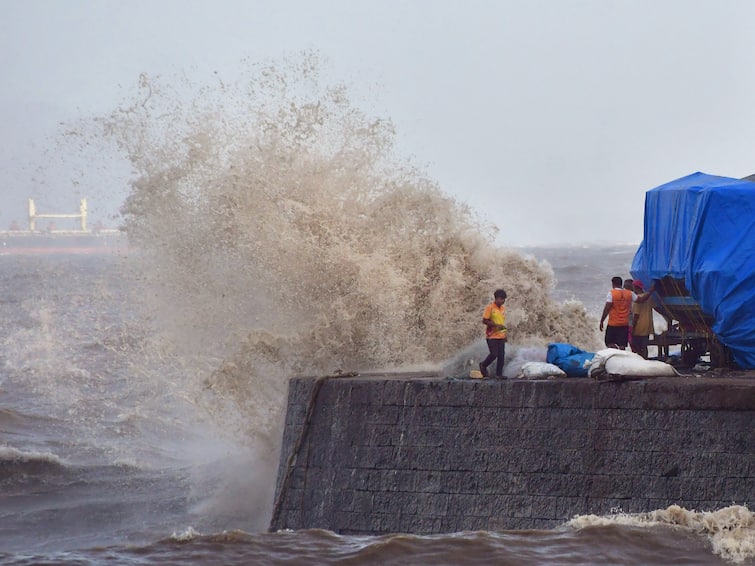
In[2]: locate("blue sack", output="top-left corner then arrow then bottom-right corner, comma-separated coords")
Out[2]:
546,343 -> 595,377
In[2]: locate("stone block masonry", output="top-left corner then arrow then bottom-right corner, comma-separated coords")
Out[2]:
269,374 -> 755,534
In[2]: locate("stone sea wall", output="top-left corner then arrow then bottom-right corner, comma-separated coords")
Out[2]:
269,374 -> 754,534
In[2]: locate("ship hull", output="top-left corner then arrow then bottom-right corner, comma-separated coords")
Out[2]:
0,232 -> 127,255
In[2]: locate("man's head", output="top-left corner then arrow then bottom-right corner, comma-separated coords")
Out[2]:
623,278 -> 634,290
633,280 -> 645,292
493,289 -> 507,306
611,276 -> 623,288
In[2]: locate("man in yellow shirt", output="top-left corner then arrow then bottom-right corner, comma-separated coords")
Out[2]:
631,279 -> 655,359
480,289 -> 507,378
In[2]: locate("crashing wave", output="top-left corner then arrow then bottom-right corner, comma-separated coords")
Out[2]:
569,504 -> 755,564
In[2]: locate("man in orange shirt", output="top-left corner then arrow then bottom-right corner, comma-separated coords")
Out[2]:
599,276 -> 635,349
480,289 -> 507,378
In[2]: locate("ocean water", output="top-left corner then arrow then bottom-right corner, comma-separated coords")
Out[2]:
0,251 -> 751,566
1,57 -> 752,564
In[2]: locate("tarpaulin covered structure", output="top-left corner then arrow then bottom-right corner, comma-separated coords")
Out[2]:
631,172 -> 755,368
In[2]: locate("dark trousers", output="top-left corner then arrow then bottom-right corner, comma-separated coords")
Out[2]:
482,339 -> 506,377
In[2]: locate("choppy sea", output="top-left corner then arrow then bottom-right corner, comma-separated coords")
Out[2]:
0,247 -> 752,565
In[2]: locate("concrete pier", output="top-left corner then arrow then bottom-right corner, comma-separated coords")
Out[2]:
270,374 -> 754,534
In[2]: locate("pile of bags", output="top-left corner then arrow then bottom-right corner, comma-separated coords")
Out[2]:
515,343 -> 678,379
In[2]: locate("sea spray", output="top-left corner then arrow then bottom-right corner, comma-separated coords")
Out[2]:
66,53 -> 600,517
569,504 -> 755,564
100,54 -> 599,418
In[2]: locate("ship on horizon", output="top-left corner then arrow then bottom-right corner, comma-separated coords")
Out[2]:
1,198 -> 126,255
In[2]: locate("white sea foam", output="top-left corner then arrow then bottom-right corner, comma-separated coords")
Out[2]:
0,445 -> 65,466
170,526 -> 201,542
569,504 -> 755,564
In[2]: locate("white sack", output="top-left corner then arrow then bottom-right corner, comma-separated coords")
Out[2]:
517,361 -> 567,379
588,348 -> 678,378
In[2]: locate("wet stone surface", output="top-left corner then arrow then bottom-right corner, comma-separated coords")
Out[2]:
271,374 -> 755,534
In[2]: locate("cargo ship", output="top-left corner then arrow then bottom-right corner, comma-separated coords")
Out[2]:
0,198 -> 126,255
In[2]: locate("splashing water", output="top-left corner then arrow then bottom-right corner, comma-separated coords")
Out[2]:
570,504 -> 755,564
73,53 -> 599,499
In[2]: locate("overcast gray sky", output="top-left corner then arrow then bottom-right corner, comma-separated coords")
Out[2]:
2,0 -> 754,245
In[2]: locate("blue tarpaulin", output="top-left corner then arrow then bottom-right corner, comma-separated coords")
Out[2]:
546,343 -> 594,377
630,172 -> 755,368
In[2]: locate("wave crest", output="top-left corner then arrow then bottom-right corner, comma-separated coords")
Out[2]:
570,504 -> 755,564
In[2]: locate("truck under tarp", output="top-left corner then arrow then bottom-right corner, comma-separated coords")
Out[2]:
631,171 -> 755,369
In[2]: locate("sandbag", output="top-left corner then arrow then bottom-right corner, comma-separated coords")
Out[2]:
588,348 -> 679,378
517,361 -> 567,379
546,343 -> 595,377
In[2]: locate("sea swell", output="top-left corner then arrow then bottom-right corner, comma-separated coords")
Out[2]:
0,445 -> 67,486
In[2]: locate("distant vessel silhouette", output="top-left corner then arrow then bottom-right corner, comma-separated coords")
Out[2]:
1,199 -> 125,255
